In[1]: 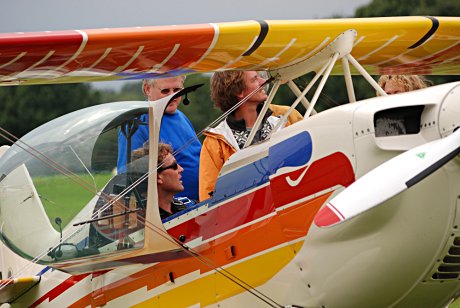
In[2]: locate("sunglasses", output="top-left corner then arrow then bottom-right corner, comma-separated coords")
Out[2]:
158,161 -> 179,173
160,87 -> 183,95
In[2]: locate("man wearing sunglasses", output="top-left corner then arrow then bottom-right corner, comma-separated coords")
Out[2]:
157,143 -> 188,219
117,76 -> 201,201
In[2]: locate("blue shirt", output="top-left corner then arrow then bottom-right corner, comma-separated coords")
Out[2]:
117,110 -> 201,201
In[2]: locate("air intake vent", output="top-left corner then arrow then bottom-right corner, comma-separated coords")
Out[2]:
432,236 -> 460,280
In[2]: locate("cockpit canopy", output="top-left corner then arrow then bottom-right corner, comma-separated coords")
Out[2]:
0,102 -> 151,265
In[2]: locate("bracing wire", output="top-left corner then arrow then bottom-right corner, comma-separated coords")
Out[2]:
0,78 -> 285,307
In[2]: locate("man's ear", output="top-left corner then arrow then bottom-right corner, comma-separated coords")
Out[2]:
143,82 -> 151,98
157,173 -> 163,185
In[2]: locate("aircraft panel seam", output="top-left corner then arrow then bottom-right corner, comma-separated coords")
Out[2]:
148,44 -> 180,72
55,29 -> 88,72
84,48 -> 112,70
114,45 -> 144,73
188,23 -> 219,69
251,38 -> 297,69
281,37 -> 330,68
0,52 -> 27,71
390,39 -> 460,68
8,50 -> 55,79
358,35 -> 398,61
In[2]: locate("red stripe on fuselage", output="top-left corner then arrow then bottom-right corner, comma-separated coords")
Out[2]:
169,152 -> 354,245
168,184 -> 274,242
30,273 -> 89,307
270,152 -> 355,207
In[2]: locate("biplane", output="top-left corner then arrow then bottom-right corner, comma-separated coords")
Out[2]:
0,16 -> 459,307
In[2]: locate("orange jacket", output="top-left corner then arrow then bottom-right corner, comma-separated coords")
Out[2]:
198,105 -> 302,201
199,130 -> 237,201
269,104 -> 303,124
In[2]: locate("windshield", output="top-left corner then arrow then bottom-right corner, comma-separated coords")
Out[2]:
0,102 -> 150,264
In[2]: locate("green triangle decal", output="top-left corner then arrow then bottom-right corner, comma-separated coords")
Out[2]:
416,152 -> 426,159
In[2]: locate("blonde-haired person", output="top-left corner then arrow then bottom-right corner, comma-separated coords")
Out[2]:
377,75 -> 431,95
375,75 -> 432,137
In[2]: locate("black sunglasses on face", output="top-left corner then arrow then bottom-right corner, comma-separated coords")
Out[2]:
158,161 -> 179,173
160,87 -> 183,95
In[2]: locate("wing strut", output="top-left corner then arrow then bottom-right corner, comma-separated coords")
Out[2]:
345,54 -> 387,97
341,57 -> 356,102
286,80 -> 314,111
244,29 -> 390,148
244,79 -> 280,148
263,29 -> 389,123
272,53 -> 333,132
306,52 -> 339,118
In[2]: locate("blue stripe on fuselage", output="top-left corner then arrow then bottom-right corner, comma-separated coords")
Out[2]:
36,266 -> 51,276
212,156 -> 269,204
268,131 -> 312,174
211,131 -> 312,205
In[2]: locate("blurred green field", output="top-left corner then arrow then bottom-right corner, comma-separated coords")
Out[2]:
33,173 -> 113,228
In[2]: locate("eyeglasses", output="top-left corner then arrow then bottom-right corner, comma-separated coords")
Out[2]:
158,161 -> 179,173
160,87 -> 183,95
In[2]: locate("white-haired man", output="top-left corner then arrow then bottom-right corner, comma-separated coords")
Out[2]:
117,76 -> 201,201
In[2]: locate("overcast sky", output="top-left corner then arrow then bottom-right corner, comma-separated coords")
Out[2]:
1,0 -> 371,32
0,0 -> 371,89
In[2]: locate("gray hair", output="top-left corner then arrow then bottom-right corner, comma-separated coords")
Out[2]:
142,76 -> 186,96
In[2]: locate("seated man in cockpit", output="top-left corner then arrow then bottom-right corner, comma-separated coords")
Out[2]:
89,143 -> 186,250
157,143 -> 189,219
199,71 -> 301,201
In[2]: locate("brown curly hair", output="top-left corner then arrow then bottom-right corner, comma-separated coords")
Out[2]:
210,71 -> 246,112
157,143 -> 173,167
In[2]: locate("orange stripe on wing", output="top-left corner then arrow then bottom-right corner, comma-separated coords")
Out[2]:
73,25 -> 216,74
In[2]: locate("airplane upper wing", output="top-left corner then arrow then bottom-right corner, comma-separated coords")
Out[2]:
0,276 -> 40,303
0,16 -> 459,86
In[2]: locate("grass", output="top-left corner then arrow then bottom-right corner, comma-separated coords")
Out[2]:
33,173 -> 113,229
